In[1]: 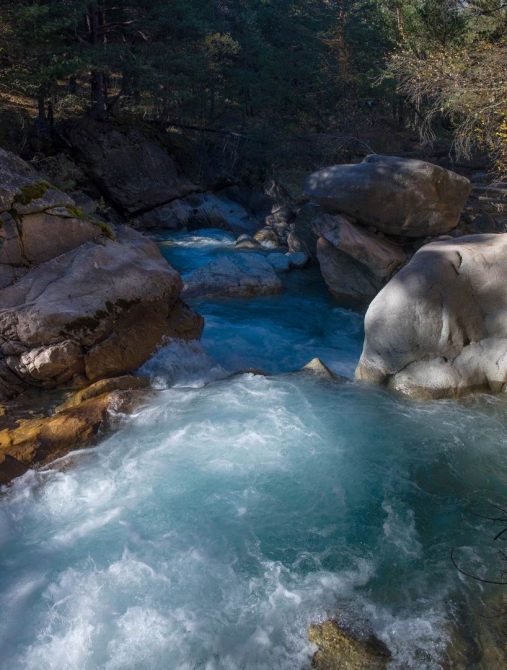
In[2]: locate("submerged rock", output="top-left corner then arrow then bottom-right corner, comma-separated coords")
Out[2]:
266,252 -> 291,274
304,154 -> 471,237
287,251 -> 309,269
182,253 -> 283,300
356,233 -> 507,399
298,358 -> 336,380
309,619 -> 391,669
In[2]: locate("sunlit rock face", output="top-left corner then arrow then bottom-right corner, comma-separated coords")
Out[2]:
0,148 -> 203,401
356,233 -> 507,399
304,154 -> 471,237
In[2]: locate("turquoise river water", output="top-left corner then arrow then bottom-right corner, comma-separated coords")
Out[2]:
1,229 -> 507,669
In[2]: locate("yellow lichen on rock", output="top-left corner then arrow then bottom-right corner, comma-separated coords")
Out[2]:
309,619 -> 390,670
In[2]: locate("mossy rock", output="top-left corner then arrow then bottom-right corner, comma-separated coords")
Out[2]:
13,180 -> 51,206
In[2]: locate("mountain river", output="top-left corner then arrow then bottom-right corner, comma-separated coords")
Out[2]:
1,229 -> 507,668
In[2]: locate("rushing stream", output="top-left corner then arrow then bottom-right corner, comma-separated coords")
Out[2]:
1,230 -> 507,669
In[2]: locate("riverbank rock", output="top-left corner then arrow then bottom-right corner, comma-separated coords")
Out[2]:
316,214 -> 406,301
57,119 -> 198,215
0,150 -> 203,404
182,253 -> 283,299
309,619 -> 391,669
138,192 -> 256,235
0,148 -> 105,290
304,155 -> 471,237
0,226 -> 203,400
0,387 -> 153,483
356,234 -> 507,399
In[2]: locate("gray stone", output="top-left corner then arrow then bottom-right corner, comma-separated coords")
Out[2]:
304,154 -> 472,237
288,251 -> 308,269
235,234 -> 263,250
267,253 -> 291,274
57,119 -> 198,213
138,193 -> 256,236
356,234 -> 507,398
316,215 -> 406,301
182,253 -> 283,299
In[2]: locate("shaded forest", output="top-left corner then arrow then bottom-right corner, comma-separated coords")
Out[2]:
1,0 -> 506,178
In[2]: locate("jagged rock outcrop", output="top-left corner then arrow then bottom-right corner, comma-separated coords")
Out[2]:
304,154 -> 472,237
0,148 -> 203,402
315,214 -> 406,301
182,253 -> 283,299
356,234 -> 507,398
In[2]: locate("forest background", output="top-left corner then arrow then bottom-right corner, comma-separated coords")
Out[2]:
0,0 -> 506,181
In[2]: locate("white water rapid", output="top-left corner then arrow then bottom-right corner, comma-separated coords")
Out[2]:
1,230 -> 507,669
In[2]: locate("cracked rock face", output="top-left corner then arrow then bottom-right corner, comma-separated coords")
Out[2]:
304,154 -> 472,238
356,234 -> 507,398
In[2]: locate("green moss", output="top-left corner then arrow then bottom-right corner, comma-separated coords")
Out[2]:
97,222 -> 115,240
13,180 -> 51,206
66,206 -> 85,219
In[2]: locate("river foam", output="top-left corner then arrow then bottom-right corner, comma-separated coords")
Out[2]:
1,230 -> 507,668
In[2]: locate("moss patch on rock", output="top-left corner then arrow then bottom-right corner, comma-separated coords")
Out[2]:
13,180 -> 51,206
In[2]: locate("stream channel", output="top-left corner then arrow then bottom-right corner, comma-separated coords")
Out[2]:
1,229 -> 507,668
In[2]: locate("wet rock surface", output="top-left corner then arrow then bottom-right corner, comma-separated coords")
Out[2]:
309,619 -> 390,670
182,252 -> 283,299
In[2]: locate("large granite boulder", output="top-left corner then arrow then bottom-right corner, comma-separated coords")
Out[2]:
356,234 -> 507,398
0,146 -> 203,402
0,226 -> 203,400
182,253 -> 283,300
304,155 -> 471,237
316,214 -> 406,301
57,119 -> 198,214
